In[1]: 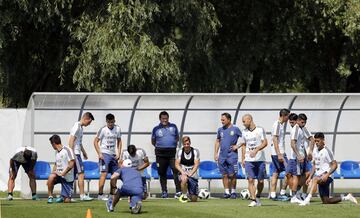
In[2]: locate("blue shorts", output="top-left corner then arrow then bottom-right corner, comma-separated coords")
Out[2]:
99,153 -> 119,174
245,161 -> 266,180
54,175 -> 74,198
318,176 -> 333,198
218,158 -> 238,176
306,160 -> 312,172
271,154 -> 288,174
286,159 -> 307,176
142,177 -> 147,193
74,155 -> 84,174
117,187 -> 143,208
10,160 -> 33,175
178,175 -> 199,196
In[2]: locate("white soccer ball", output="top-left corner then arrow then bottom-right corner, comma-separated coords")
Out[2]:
240,189 -> 250,200
198,189 -> 210,199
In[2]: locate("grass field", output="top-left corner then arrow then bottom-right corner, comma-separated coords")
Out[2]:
1,197 -> 360,218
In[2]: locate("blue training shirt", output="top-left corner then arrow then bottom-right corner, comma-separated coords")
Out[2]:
217,125 -> 242,159
151,122 -> 179,148
118,167 -> 143,192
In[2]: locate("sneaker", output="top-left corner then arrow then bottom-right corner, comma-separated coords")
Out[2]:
269,196 -> 277,201
299,200 -> 310,206
290,196 -> 302,204
223,193 -> 231,199
346,193 -> 358,204
277,195 -> 290,201
248,200 -> 258,207
32,195 -> 40,200
161,191 -> 168,198
179,194 -> 189,203
131,202 -> 142,214
256,198 -> 262,206
174,192 -> 182,199
70,198 -> 76,202
55,197 -> 64,203
47,196 -> 53,204
98,194 -> 109,201
80,195 -> 93,201
7,194 -> 13,201
230,193 -> 237,199
106,198 -> 114,212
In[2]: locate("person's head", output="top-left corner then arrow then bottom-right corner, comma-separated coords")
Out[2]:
279,108 -> 290,122
127,144 -> 137,157
288,113 -> 298,127
23,149 -> 32,161
182,136 -> 191,150
242,114 -> 253,129
81,112 -> 94,127
221,112 -> 232,127
314,132 -> 325,150
159,111 -> 169,126
49,134 -> 62,150
297,113 -> 307,128
106,113 -> 115,129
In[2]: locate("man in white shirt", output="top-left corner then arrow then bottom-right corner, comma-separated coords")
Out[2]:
94,113 -> 122,200
241,114 -> 268,207
300,132 -> 357,206
47,135 -> 75,203
68,112 -> 94,201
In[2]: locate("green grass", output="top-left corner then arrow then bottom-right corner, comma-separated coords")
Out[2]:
1,198 -> 360,218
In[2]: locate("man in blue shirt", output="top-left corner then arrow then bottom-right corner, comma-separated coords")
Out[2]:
151,111 -> 181,198
214,112 -> 242,199
106,159 -> 143,214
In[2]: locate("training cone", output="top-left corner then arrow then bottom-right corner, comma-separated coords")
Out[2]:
86,208 -> 92,218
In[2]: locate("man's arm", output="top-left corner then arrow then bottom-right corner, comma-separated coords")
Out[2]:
188,159 -> 200,177
321,160 -> 338,184
59,160 -> 75,177
214,139 -> 220,161
137,157 -> 150,171
291,139 -> 304,162
250,139 -> 268,158
116,138 -> 122,160
68,135 -> 76,151
241,143 -> 246,167
93,137 -> 103,160
175,158 -> 185,174
307,136 -> 315,161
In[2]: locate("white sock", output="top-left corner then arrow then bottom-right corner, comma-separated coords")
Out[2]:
231,189 -> 236,194
270,192 -> 276,198
225,189 -> 230,194
80,194 -> 84,198
280,189 -> 286,195
341,194 -> 349,201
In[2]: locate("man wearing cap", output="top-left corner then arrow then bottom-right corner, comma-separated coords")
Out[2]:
106,159 -> 143,214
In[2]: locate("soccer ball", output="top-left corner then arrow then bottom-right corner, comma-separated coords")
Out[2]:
198,189 -> 210,199
240,189 -> 250,200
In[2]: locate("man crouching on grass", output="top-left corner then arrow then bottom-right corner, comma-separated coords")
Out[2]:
47,134 -> 75,203
300,132 -> 358,206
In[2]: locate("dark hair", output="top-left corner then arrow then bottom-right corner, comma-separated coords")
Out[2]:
314,132 -> 325,139
159,111 -> 169,119
279,108 -> 290,117
289,113 -> 298,121
221,112 -> 232,121
298,113 -> 308,121
83,112 -> 94,120
23,149 -> 32,160
182,136 -> 191,144
49,134 -> 61,145
106,113 -> 115,121
127,144 -> 136,156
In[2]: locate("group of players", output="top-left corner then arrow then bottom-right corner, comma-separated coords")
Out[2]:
6,109 -> 358,214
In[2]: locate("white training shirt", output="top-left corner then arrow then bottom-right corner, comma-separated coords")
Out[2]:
241,127 -> 266,162
55,146 -> 75,182
176,148 -> 200,179
313,146 -> 335,176
121,148 -> 147,176
290,124 -> 309,159
271,120 -> 286,155
96,125 -> 122,155
69,121 -> 83,155
12,146 -> 37,163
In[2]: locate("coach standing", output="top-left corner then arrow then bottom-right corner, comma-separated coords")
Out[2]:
151,111 -> 181,198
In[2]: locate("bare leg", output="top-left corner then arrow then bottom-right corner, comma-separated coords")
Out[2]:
99,172 -> 107,194
257,180 -> 264,196
248,178 -> 256,200
47,173 -> 57,197
222,175 -> 229,190
7,171 -> 17,194
27,170 -> 37,194
78,173 -> 85,195
230,174 -> 237,192
270,172 -> 278,197
321,196 -> 342,204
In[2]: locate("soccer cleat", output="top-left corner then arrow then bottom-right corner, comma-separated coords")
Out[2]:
55,197 -> 64,203
290,196 -> 302,204
32,195 -> 40,200
256,198 -> 262,206
47,196 -> 54,204
80,195 -> 93,201
277,195 -> 290,201
7,194 -> 13,201
230,193 -> 237,199
106,198 -> 114,212
131,202 -> 142,214
248,200 -> 258,207
174,192 -> 182,199
269,196 -> 277,201
70,198 -> 76,202
98,194 -> 109,201
223,193 -> 231,199
346,193 -> 358,204
179,194 -> 189,203
299,200 -> 310,206
161,191 -> 169,198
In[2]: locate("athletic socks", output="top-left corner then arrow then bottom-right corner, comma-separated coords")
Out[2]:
225,189 -> 230,195
270,192 -> 276,198
280,189 -> 286,195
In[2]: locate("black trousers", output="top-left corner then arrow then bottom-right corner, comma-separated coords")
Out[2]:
156,156 -> 181,193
